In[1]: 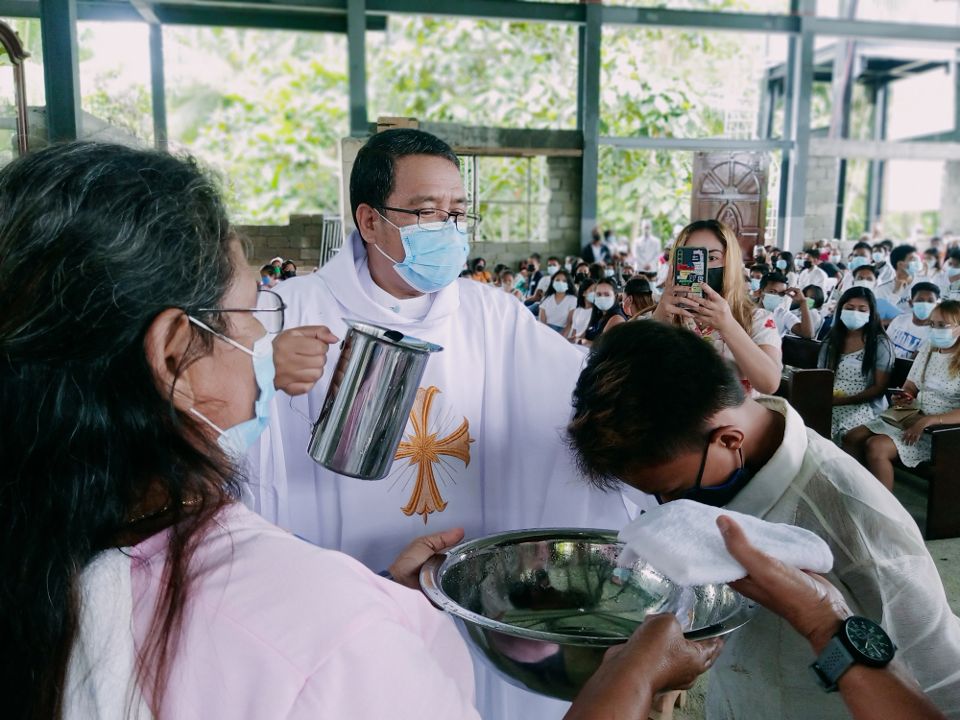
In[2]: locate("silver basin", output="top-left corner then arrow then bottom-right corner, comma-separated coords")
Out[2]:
420,528 -> 754,701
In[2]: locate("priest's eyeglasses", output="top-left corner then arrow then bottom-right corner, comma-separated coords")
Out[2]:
379,206 -> 481,234
195,288 -> 286,334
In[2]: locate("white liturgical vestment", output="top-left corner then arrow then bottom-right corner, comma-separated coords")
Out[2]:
248,231 -> 652,720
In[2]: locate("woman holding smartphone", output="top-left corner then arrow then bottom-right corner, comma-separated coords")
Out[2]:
844,300 -> 960,490
652,219 -> 782,394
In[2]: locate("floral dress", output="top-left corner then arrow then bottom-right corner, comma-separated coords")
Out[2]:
865,343 -> 960,466
819,338 -> 894,444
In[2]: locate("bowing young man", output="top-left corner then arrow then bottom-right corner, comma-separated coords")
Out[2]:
249,129 -> 650,720
566,320 -> 960,720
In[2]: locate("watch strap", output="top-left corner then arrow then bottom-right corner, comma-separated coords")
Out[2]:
811,636 -> 856,692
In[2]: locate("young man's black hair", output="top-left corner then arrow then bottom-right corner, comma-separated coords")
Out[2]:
567,321 -> 745,488
889,244 -> 917,270
853,240 -> 872,252
759,271 -> 788,290
349,129 -> 460,229
911,281 -> 941,299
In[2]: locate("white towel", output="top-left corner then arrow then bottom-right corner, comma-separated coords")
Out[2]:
617,499 -> 833,586
63,548 -> 153,720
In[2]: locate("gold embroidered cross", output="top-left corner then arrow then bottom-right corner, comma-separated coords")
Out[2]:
395,386 -> 473,523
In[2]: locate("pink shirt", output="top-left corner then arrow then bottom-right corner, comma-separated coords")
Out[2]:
130,503 -> 478,719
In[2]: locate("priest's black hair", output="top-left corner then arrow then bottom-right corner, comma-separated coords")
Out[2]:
349,128 -> 460,228
567,321 -> 745,489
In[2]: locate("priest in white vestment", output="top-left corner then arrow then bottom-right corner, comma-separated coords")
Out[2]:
248,129 -> 652,720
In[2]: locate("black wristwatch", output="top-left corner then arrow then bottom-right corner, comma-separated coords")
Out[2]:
810,616 -> 896,692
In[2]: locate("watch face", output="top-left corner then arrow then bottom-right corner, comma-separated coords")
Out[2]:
845,617 -> 895,665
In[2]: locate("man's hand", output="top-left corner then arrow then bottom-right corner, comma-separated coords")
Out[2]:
272,325 -> 339,395
388,527 -> 465,589
718,515 -> 850,654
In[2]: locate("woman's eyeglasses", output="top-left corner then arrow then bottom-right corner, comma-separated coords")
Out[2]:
195,288 -> 286,334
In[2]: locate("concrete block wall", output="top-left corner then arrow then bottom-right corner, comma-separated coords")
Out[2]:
546,155 -> 584,259
804,154 -> 840,245
236,213 -> 325,270
941,161 -> 960,234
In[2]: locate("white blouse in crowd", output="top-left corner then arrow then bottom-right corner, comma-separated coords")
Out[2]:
567,306 -> 593,340
540,292 -> 577,327
686,308 -> 781,395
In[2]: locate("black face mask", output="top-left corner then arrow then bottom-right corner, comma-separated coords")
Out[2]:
527,264 -> 536,273
281,270 -> 296,279
656,442 -> 751,507
803,260 -> 813,269
575,272 -> 588,283
706,267 -> 725,294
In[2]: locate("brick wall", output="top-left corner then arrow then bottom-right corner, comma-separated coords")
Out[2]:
236,214 -> 326,270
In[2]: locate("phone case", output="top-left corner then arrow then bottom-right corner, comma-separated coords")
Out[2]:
675,246 -> 707,298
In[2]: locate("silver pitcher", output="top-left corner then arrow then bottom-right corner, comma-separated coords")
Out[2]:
307,320 -> 443,480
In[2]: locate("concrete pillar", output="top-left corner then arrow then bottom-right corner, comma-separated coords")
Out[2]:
803,155 -> 840,246
941,161 -> 960,234
547,155 -> 583,257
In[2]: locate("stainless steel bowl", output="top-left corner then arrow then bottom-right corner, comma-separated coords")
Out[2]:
420,528 -> 754,701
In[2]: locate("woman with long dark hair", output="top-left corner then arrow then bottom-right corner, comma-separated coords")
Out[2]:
817,286 -> 894,444
578,279 -> 626,346
538,268 -> 577,332
0,143 -> 719,719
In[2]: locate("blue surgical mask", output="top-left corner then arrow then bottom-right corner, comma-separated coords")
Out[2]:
912,302 -> 936,321
841,309 -> 870,331
749,278 -> 761,292
604,268 -> 615,278
872,251 -> 886,264
553,281 -> 569,294
948,266 -> 960,279
762,293 -> 783,312
775,259 -> 788,271
930,327 -> 958,349
907,259 -> 922,276
656,443 -> 751,508
586,292 -> 597,304
374,213 -> 470,294
547,265 -> 560,276
187,317 -> 276,458
594,295 -> 615,312
848,256 -> 869,271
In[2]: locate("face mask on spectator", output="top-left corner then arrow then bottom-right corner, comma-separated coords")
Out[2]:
947,265 -> 960,279
762,293 -> 784,312
553,281 -> 568,294
775,258 -> 788,271
547,264 -> 559,276
872,250 -> 886,264
749,278 -> 761,292
853,278 -> 876,290
848,256 -> 869,271
604,268 -> 615,278
594,295 -> 615,312
906,259 -> 921,276
930,327 -> 958,349
806,297 -> 816,309
912,302 -> 936,321
926,257 -> 938,269
841,309 -> 870,331
575,271 -> 588,283
829,254 -> 841,264
586,292 -> 596,304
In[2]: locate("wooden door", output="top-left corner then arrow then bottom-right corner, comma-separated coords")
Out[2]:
692,152 -> 769,261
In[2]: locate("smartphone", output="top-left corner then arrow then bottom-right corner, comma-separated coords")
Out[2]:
674,246 -> 707,299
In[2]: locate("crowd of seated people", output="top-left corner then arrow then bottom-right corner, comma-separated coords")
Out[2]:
466,225 -> 960,497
